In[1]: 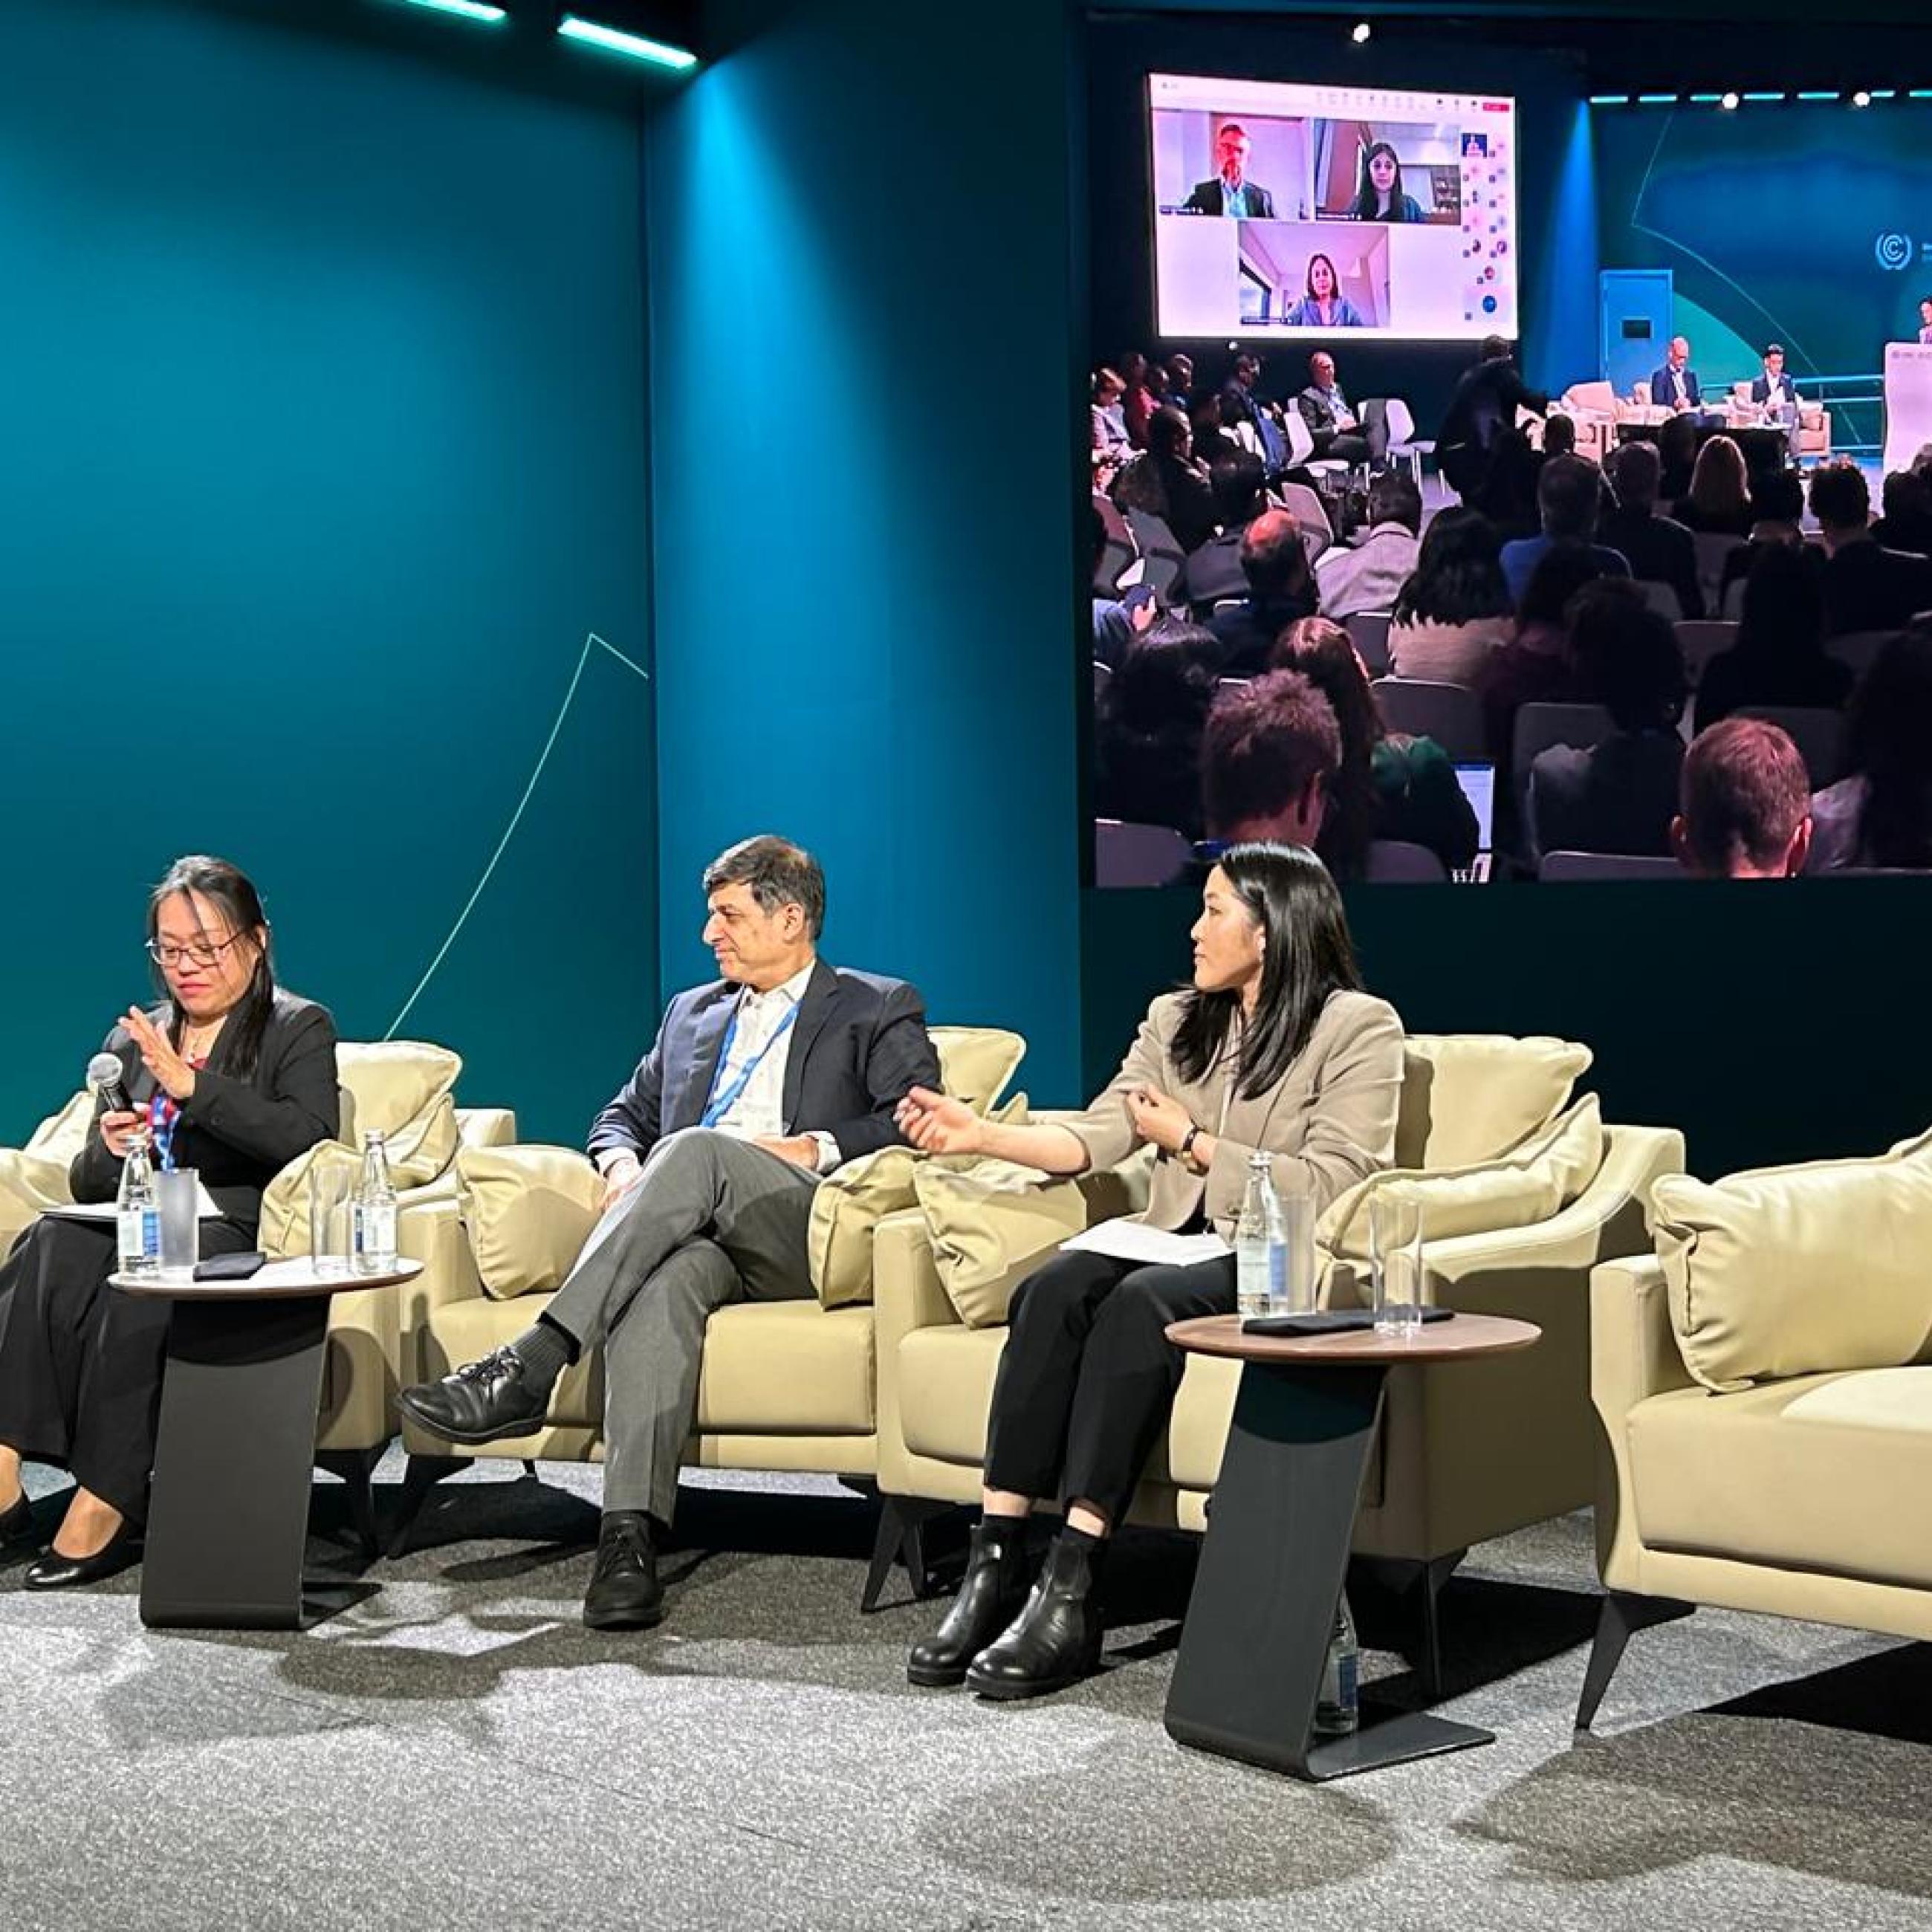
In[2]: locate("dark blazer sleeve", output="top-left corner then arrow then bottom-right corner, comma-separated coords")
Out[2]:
823,981 -> 941,1162
586,1010 -> 670,1164
1182,181 -> 1217,215
180,1003 -> 340,1171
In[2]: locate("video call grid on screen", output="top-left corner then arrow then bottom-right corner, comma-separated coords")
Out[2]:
1149,73 -> 1519,342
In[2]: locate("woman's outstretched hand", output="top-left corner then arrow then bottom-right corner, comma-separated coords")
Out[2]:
895,1086 -> 985,1157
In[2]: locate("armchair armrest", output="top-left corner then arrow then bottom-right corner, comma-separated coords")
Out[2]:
456,1107 -> 517,1150
1589,1254 -> 1690,1588
873,1206 -> 963,1493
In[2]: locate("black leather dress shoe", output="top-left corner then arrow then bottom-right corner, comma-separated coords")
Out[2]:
398,1347 -> 551,1445
24,1520 -> 142,1590
583,1512 -> 664,1631
907,1517 -> 1030,1687
0,1491 -> 35,1552
965,1531 -> 1104,1701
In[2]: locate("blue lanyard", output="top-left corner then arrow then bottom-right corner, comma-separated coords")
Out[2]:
701,1001 -> 798,1128
148,1092 -> 179,1173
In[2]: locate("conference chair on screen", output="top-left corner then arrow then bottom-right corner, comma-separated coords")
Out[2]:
1364,840 -> 1450,883
1383,398 -> 1433,490
1824,629 -> 1901,681
1094,497 -> 1136,596
1372,676 -> 1485,763
1277,481 -> 1335,560
1691,534 -> 1746,618
1343,610 -> 1392,676
1123,510 -> 1187,604
1094,818 -> 1191,889
1673,621 -> 1740,687
1281,405 -> 1349,490
1735,706 -> 1845,787
1092,659 -> 1111,707
1539,852 -> 1688,882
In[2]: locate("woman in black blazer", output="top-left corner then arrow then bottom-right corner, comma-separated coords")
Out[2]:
0,855 -> 338,1588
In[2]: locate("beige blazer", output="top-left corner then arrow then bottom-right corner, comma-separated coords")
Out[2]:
1064,988 -> 1404,1234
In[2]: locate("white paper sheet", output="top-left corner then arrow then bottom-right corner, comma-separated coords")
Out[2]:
1060,1218 -> 1231,1267
43,1181 -> 224,1222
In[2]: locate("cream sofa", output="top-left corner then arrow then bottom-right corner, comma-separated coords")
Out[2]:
874,1036 -> 1684,1688
392,1027 -> 1028,1561
1577,1129 -> 1932,1730
0,1041 -> 513,1546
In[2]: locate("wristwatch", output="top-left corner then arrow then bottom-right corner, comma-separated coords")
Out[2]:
1178,1127 -> 1206,1176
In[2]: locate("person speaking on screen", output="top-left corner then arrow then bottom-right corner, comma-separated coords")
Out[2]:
1182,121 -> 1276,219
1285,253 -> 1364,329
896,842 -> 1402,1702
0,856 -> 339,1589
1349,142 -> 1424,223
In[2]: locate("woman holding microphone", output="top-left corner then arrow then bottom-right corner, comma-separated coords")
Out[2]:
897,843 -> 1401,1699
0,856 -> 338,1588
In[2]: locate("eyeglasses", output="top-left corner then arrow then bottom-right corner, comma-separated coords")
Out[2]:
145,933 -> 247,971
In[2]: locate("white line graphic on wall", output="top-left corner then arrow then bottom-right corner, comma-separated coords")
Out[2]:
384,631 -> 651,1040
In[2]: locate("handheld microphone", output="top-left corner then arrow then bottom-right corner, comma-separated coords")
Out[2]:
87,1051 -> 132,1117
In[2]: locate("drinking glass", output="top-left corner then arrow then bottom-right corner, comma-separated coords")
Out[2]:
1370,1190 -> 1424,1338
155,1170 -> 201,1281
308,1162 -> 355,1279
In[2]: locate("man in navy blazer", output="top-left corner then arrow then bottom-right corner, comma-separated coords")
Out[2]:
1181,123 -> 1277,218
400,834 -> 939,1630
1650,336 -> 1721,426
1749,343 -> 1803,461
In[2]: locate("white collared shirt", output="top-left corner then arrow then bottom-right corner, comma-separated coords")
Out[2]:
709,961 -> 840,1172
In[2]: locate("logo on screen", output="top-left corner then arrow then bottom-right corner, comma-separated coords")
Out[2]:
1876,232 -> 1913,272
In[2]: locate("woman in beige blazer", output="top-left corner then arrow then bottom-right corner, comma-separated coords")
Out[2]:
894,844 -> 1402,1700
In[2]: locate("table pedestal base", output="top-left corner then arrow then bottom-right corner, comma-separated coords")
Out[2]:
1164,1360 -> 1494,1780
140,1297 -> 331,1630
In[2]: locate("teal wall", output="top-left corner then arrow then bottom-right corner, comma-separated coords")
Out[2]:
0,0 -> 655,1147
645,0 -> 1087,1098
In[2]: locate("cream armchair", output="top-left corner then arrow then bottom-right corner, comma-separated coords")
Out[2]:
873,1036 -> 1685,1688
1555,382 -> 1620,462
1723,380 -> 1832,458
1577,1131 -> 1932,1731
0,1040 -> 513,1549
390,1025 -> 1029,1563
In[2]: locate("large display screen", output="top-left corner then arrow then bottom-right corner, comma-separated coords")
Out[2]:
1149,73 -> 1519,342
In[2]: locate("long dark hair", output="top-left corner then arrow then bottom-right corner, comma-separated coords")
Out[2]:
1392,506 -> 1513,625
146,855 -> 276,1079
1844,625 -> 1932,868
1349,141 -> 1410,220
1172,843 -> 1364,1100
1304,253 -> 1341,302
1268,618 -> 1381,881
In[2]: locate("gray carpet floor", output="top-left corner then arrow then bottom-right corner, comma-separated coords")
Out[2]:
6,1453 -> 1931,1932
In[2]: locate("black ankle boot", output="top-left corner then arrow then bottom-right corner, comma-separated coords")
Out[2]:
906,1516 -> 1030,1687
965,1528 -> 1104,1700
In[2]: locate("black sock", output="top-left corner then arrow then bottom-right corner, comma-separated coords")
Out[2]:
508,1317 -> 574,1395
1057,1523 -> 1103,1552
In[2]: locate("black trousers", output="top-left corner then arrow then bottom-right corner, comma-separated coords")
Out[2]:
983,1250 -> 1236,1527
0,1214 -> 253,1521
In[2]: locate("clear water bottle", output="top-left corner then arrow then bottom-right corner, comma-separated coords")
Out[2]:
116,1132 -> 160,1279
1235,1152 -> 1286,1319
1314,1594 -> 1361,1737
351,1130 -> 398,1276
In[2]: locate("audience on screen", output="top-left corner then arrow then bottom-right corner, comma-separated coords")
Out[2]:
1498,456 -> 1633,606
1094,622 -> 1221,840
1437,336 -> 1548,504
1315,471 -> 1423,620
1809,463 -> 1932,638
1200,670 -> 1341,846
1693,545 -> 1850,735
1270,617 -> 1479,878
1672,435 -> 1755,539
1600,440 -> 1703,621
1807,622 -> 1932,872
1176,453 -> 1269,612
1119,351 -> 1154,450
1673,719 -> 1813,879
1655,413 -> 1699,504
1090,367 -> 1130,468
1872,468 -> 1932,561
1297,351 -> 1375,467
1387,507 -> 1516,685
1527,583 -> 1688,860
1715,469 -> 1812,615
1208,509 -> 1318,675
1112,405 -> 1217,554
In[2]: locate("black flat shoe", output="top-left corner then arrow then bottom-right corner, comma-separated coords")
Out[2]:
0,1491 -> 35,1552
583,1511 -> 664,1631
398,1347 -> 552,1445
23,1520 -> 142,1590
907,1517 -> 1030,1688
965,1530 -> 1105,1701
